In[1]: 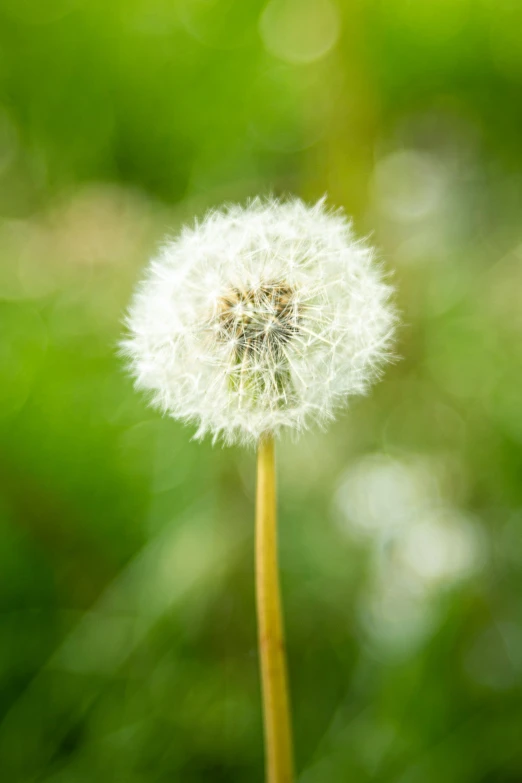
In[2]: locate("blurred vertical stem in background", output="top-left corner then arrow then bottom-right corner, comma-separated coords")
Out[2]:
256,434 -> 294,783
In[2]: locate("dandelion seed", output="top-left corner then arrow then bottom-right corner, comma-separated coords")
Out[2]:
122,197 -> 396,446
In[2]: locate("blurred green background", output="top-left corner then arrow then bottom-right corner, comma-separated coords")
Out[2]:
1,0 -> 522,781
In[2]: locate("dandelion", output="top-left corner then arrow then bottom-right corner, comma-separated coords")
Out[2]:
122,197 -> 396,783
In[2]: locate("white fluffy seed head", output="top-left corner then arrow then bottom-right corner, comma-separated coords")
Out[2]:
122,197 -> 396,446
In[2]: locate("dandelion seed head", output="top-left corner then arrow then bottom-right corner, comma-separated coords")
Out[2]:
122,197 -> 396,445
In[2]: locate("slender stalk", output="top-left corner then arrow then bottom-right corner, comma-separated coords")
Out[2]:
256,434 -> 294,783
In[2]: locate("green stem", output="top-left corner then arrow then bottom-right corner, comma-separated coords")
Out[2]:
256,434 -> 294,783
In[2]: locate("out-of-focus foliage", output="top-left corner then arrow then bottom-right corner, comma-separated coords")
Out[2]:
1,1 -> 522,781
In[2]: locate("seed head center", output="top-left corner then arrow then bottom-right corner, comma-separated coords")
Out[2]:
215,282 -> 299,351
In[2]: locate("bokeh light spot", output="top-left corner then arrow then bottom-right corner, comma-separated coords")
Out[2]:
372,149 -> 447,222
259,0 -> 340,64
